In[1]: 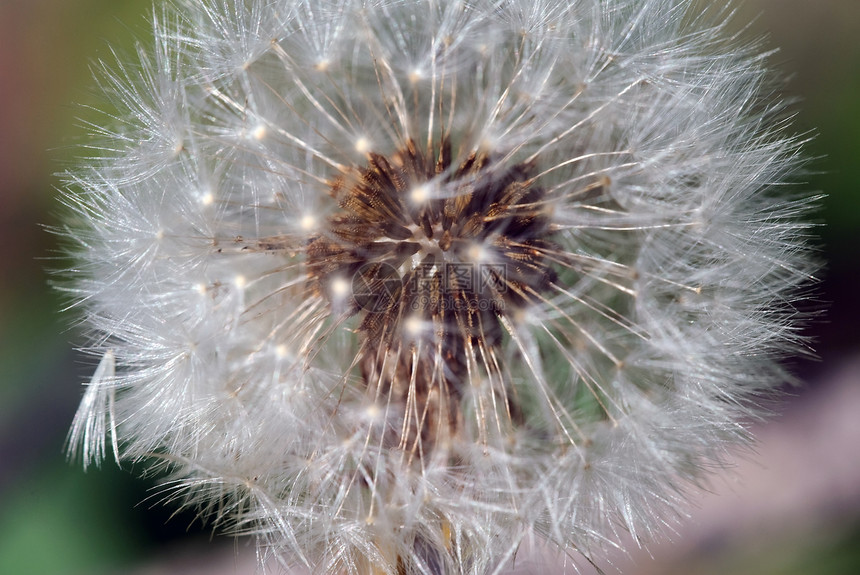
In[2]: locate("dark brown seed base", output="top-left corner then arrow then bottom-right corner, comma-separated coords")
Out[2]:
306,138 -> 557,456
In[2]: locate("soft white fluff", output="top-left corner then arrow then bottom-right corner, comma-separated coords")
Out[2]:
60,1 -> 816,573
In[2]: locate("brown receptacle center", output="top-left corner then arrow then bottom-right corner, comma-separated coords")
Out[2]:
306,138 -> 557,456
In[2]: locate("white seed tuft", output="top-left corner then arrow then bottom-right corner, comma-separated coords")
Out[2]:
57,1 -> 817,574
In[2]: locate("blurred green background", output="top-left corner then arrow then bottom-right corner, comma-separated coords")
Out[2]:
0,1 -> 858,574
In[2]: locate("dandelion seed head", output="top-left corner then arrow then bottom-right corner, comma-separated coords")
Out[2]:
329,276 -> 351,299
354,137 -> 372,154
403,314 -> 427,338
299,213 -> 318,231
409,183 -> 431,205
250,124 -> 267,141
58,0 -> 817,573
198,190 -> 215,206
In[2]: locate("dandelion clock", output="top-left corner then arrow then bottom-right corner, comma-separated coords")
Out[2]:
58,0 -> 817,573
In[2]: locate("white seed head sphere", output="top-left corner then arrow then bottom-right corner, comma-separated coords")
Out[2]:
60,1 -> 817,573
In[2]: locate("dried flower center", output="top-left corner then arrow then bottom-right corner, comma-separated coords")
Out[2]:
306,138 -> 557,453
